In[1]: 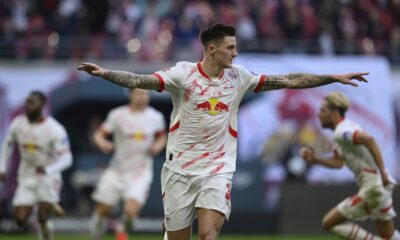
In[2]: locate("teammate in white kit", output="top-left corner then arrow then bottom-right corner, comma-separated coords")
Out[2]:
300,92 -> 400,240
0,91 -> 72,240
89,88 -> 167,240
78,24 -> 368,240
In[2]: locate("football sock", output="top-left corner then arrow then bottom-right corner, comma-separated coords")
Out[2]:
89,212 -> 107,240
330,222 -> 383,240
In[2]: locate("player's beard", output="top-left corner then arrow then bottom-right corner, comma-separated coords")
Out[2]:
26,110 -> 42,122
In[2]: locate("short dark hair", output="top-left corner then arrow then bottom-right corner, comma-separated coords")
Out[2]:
30,90 -> 47,103
199,24 -> 236,47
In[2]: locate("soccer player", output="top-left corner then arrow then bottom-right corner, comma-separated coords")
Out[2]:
0,91 -> 72,240
300,92 -> 399,240
78,24 -> 368,240
89,88 -> 167,240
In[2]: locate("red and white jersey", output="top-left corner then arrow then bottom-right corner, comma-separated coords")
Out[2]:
153,61 -> 265,176
0,115 -> 71,178
333,119 -> 383,187
101,106 -> 165,173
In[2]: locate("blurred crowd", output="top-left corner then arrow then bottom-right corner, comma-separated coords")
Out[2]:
1,0 -> 400,62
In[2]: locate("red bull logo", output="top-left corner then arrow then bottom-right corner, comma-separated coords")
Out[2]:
131,132 -> 147,141
194,98 -> 229,115
22,143 -> 41,153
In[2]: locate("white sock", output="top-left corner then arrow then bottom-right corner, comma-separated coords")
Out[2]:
330,222 -> 383,240
390,230 -> 400,240
89,212 -> 107,240
163,232 -> 168,240
37,220 -> 54,240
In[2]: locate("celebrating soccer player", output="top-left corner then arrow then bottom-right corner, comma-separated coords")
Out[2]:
78,24 -> 368,240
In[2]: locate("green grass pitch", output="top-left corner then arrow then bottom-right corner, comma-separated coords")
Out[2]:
0,234 -> 341,240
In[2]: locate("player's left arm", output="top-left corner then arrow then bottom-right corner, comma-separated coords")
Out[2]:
148,131 -> 167,156
353,131 -> 392,186
261,72 -> 368,91
43,129 -> 73,175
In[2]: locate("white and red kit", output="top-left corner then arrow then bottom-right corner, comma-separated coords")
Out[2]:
334,119 -> 396,221
0,115 -> 72,205
92,106 -> 165,206
153,61 -> 265,230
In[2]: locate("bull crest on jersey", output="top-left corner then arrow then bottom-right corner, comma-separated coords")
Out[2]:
194,97 -> 229,116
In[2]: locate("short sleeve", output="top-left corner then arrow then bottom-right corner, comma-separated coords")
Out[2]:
101,110 -> 117,135
235,65 -> 265,93
334,128 -> 359,144
53,125 -> 71,154
152,62 -> 187,93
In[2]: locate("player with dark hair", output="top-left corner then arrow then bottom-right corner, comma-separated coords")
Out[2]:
300,92 -> 399,240
0,91 -> 72,240
78,23 -> 368,240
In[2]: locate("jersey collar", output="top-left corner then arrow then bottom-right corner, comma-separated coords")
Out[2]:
196,62 -> 224,80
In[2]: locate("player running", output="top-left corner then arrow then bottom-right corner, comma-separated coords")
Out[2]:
300,92 -> 399,240
78,24 -> 368,240
89,88 -> 167,240
0,91 -> 72,240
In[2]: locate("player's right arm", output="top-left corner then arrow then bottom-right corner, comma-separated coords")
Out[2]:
93,128 -> 114,154
0,119 -> 18,181
78,63 -> 161,90
299,147 -> 344,169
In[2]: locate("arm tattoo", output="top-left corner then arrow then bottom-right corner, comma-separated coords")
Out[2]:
263,73 -> 337,91
103,70 -> 160,90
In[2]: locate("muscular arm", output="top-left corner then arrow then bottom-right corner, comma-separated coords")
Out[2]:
78,63 -> 161,90
354,131 -> 389,183
103,70 -> 160,90
0,127 -> 16,175
261,72 -> 368,91
300,147 -> 344,169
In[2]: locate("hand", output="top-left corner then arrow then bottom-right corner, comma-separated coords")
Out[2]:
148,145 -> 161,156
299,147 -> 316,164
0,173 -> 6,182
381,172 -> 396,189
334,72 -> 369,87
77,63 -> 107,77
36,166 -> 46,175
98,140 -> 114,154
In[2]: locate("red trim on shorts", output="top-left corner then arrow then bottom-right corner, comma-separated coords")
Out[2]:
169,121 -> 180,133
362,168 -> 377,174
152,73 -> 165,92
353,130 -> 359,144
350,195 -> 363,206
228,125 -> 237,138
253,75 -> 266,93
380,203 -> 393,213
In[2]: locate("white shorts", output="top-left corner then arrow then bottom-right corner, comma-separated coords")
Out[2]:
92,168 -> 153,206
337,184 -> 396,221
161,167 -> 233,231
12,174 -> 62,206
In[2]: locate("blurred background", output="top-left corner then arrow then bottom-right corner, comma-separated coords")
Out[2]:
0,0 -> 400,237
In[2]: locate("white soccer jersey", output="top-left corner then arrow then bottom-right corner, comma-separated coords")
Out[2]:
333,119 -> 382,187
0,115 -> 71,178
153,61 -> 265,176
100,106 -> 165,173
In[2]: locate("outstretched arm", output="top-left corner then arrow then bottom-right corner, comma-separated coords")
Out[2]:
78,63 -> 160,90
261,72 -> 368,91
299,147 -> 344,169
